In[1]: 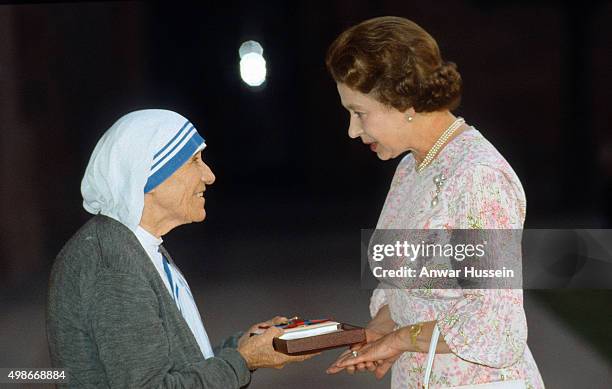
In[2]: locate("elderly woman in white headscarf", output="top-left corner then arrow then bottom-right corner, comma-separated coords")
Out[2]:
47,109 -> 311,388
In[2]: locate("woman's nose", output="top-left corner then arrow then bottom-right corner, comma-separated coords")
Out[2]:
202,163 -> 216,185
348,117 -> 360,139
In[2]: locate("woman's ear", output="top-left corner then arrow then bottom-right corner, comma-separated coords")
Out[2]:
404,107 -> 416,122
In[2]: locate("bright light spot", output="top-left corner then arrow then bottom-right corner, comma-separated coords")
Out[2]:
239,40 -> 266,87
240,53 -> 266,87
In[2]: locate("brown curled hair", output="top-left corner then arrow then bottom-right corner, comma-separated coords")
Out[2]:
325,16 -> 462,112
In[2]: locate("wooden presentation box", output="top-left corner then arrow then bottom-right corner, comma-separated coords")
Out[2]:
273,323 -> 366,355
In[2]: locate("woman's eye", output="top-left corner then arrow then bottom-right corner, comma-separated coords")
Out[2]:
354,112 -> 363,118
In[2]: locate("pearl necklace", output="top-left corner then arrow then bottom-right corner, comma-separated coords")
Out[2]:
416,117 -> 465,173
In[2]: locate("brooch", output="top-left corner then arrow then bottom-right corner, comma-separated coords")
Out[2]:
431,174 -> 446,207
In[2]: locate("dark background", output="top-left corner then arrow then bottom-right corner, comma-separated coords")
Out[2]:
0,1 -> 611,388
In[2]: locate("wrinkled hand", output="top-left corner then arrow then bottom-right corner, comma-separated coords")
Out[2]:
326,329 -> 404,379
237,324 -> 319,370
238,316 -> 289,348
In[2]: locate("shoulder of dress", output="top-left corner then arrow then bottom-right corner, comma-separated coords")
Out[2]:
445,131 -> 519,181
449,162 -> 526,208
397,153 -> 415,170
390,154 -> 416,180
449,163 -> 517,189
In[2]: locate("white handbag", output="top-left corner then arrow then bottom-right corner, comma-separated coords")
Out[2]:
423,325 -> 526,389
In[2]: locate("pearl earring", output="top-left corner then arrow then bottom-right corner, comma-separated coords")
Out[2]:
407,115 -> 414,122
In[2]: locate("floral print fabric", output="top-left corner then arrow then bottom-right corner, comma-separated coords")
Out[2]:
370,127 -> 545,388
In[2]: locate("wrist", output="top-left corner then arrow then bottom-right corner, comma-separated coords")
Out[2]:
237,346 -> 255,370
393,326 -> 413,352
396,323 -> 423,352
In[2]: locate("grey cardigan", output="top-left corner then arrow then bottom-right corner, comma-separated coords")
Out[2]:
47,215 -> 251,388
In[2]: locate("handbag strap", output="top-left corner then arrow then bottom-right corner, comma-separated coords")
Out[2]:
423,324 -> 440,389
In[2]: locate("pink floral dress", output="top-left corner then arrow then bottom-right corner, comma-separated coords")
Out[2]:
370,126 -> 545,388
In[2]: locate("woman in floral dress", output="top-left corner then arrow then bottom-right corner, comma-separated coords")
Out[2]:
324,17 -> 544,388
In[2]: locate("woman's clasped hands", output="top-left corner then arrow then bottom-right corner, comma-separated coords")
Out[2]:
326,327 -> 407,379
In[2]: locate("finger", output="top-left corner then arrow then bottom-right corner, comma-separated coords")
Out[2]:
350,341 -> 366,351
334,354 -> 354,368
259,317 -> 287,328
261,327 -> 285,339
326,364 -> 346,374
332,350 -> 352,364
346,365 -> 356,375
338,343 -> 377,367
338,349 -> 353,358
340,343 -> 372,363
337,353 -> 370,367
328,352 -> 350,373
366,361 -> 377,372
333,349 -> 353,364
375,361 -> 393,380
356,362 -> 368,372
259,326 -> 283,341
270,316 -> 289,325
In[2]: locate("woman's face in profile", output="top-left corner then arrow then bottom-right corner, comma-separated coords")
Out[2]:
336,83 -> 411,160
146,151 -> 216,226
